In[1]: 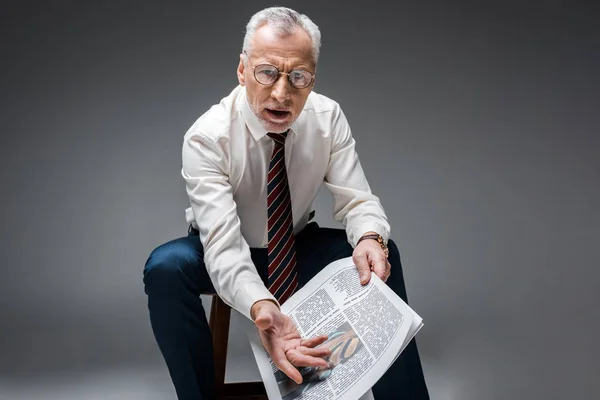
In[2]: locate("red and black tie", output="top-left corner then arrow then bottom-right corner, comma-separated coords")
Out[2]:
266,130 -> 298,304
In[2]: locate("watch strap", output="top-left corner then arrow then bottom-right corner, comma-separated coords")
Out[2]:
357,233 -> 389,258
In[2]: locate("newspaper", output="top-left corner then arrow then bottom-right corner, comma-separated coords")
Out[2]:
247,256 -> 423,400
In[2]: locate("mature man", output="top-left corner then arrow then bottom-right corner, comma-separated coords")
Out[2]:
143,6 -> 429,400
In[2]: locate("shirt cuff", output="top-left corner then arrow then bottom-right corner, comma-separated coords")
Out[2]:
234,282 -> 280,320
349,221 -> 391,248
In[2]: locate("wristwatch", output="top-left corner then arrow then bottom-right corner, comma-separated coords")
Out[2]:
357,233 -> 389,258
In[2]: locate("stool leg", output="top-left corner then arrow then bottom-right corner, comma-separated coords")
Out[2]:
209,296 -> 231,398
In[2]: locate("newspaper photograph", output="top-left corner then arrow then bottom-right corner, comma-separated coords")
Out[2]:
248,256 -> 423,400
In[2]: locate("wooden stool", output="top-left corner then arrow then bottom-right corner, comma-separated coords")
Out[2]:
208,294 -> 268,400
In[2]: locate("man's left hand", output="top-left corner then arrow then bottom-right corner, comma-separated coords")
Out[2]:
353,237 -> 391,285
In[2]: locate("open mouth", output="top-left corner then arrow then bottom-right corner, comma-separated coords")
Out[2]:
265,108 -> 291,119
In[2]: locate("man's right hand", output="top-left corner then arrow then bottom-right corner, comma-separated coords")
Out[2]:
251,300 -> 331,384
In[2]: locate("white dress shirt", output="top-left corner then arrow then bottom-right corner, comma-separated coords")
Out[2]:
181,85 -> 390,320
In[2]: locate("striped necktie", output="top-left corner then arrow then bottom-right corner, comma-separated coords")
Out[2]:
266,130 -> 298,304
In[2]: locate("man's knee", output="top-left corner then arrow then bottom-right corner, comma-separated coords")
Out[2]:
143,238 -> 200,295
387,238 -> 401,264
385,238 -> 409,302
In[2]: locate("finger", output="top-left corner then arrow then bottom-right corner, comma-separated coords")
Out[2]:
272,348 -> 303,384
297,345 -> 331,358
254,312 -> 273,331
301,335 -> 328,348
286,349 -> 329,368
369,252 -> 389,282
352,252 -> 371,285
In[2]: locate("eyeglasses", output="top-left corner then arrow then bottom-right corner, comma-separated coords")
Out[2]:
251,63 -> 315,89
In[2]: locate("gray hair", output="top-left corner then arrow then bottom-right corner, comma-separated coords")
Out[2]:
242,7 -> 322,64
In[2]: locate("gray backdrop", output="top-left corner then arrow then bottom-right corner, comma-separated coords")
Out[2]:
1,1 -> 598,399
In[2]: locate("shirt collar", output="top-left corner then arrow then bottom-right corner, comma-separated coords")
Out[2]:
240,87 -> 299,141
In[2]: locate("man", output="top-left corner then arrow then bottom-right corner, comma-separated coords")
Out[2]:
143,6 -> 429,400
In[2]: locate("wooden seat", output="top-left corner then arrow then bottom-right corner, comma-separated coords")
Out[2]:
208,294 -> 268,400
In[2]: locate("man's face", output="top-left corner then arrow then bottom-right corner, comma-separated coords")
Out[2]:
237,24 -> 315,133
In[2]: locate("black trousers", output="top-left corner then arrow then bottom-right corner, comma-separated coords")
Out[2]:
143,222 -> 429,399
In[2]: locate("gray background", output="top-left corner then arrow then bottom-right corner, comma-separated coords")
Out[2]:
1,1 -> 599,399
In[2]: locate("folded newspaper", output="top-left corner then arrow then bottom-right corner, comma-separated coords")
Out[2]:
247,256 -> 423,400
